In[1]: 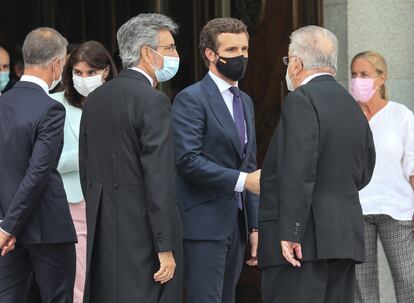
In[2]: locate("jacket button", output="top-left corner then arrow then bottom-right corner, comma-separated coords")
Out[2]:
114,184 -> 119,189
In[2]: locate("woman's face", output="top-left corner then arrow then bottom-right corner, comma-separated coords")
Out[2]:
351,57 -> 377,79
351,57 -> 385,86
72,61 -> 109,81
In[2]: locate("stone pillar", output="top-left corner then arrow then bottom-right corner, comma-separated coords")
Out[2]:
324,1 -> 414,302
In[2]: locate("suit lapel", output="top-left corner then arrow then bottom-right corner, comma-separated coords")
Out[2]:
203,75 -> 243,159
66,101 -> 81,142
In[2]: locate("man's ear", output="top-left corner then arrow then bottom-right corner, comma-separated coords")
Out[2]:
205,48 -> 216,64
141,46 -> 152,64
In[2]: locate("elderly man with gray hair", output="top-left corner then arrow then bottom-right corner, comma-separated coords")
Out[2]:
0,27 -> 77,302
258,25 -> 376,303
79,13 -> 182,303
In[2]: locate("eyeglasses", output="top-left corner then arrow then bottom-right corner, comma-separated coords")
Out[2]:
157,44 -> 177,52
282,55 -> 299,66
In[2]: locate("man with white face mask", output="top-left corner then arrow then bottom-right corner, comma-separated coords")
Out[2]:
258,26 -> 376,303
0,27 -> 77,303
79,14 -> 182,303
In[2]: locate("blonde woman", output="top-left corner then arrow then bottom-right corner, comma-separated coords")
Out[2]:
350,51 -> 414,303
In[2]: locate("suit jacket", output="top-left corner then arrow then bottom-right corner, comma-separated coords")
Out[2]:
79,69 -> 181,303
0,81 -> 77,244
172,73 -> 259,240
51,92 -> 83,203
258,75 -> 376,267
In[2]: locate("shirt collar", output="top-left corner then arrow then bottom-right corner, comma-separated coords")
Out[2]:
129,67 -> 154,87
20,75 -> 50,94
301,72 -> 332,86
208,71 -> 238,94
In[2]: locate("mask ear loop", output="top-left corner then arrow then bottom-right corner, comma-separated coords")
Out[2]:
146,47 -> 163,72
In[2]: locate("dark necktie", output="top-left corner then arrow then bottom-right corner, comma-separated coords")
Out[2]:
229,86 -> 245,209
229,86 -> 246,152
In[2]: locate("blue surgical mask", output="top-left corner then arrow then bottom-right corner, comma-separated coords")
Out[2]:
149,49 -> 180,82
0,71 -> 10,91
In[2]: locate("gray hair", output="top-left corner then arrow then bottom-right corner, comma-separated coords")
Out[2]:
117,13 -> 178,68
22,27 -> 68,68
289,25 -> 338,74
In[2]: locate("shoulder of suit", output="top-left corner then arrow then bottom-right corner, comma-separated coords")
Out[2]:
174,80 -> 204,101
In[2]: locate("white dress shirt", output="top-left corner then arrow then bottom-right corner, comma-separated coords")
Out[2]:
129,67 -> 154,87
300,72 -> 332,86
359,101 -> 414,220
20,75 -> 50,94
208,71 -> 248,192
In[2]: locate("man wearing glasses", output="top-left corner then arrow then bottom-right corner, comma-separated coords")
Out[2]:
79,13 -> 182,303
258,26 -> 376,303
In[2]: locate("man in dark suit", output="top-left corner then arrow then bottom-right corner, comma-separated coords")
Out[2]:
79,13 -> 182,303
0,28 -> 77,303
258,25 -> 376,303
172,18 -> 260,303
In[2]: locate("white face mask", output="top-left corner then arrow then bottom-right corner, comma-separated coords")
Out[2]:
50,58 -> 64,91
285,69 -> 295,91
50,75 -> 61,91
73,74 -> 104,97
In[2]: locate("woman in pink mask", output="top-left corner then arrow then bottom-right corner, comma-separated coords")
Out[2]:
350,51 -> 414,303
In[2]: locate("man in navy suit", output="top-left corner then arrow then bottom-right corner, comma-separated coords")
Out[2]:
172,18 -> 260,303
0,27 -> 77,303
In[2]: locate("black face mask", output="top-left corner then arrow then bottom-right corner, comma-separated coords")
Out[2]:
215,54 -> 248,81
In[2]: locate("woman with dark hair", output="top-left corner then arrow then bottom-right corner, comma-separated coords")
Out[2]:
50,40 -> 117,303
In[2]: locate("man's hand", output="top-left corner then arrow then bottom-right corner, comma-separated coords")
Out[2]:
281,240 -> 302,267
154,251 -> 176,284
245,169 -> 261,194
246,231 -> 258,266
0,229 -> 16,256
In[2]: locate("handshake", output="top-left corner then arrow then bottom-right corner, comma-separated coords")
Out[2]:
245,169 -> 261,195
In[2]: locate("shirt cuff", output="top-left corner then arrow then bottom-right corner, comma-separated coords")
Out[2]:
0,221 -> 11,236
234,172 -> 248,192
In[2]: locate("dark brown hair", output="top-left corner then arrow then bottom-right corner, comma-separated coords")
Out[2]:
62,41 -> 118,109
199,18 -> 249,68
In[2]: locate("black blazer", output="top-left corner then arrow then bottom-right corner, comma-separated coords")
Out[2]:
172,73 -> 259,240
0,81 -> 76,244
258,75 -> 375,267
79,69 -> 181,302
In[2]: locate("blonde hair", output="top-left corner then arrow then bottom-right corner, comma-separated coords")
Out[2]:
351,51 -> 388,100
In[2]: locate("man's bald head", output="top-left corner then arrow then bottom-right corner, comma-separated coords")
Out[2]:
0,47 -> 10,72
288,25 -> 338,74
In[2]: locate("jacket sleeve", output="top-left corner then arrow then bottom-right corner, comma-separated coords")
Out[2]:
139,92 -> 176,252
0,102 -> 65,236
358,121 -> 376,190
172,90 -> 240,194
277,91 -> 319,243
245,97 -> 259,230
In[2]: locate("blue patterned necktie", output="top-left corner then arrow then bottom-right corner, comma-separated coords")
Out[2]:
229,86 -> 245,209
